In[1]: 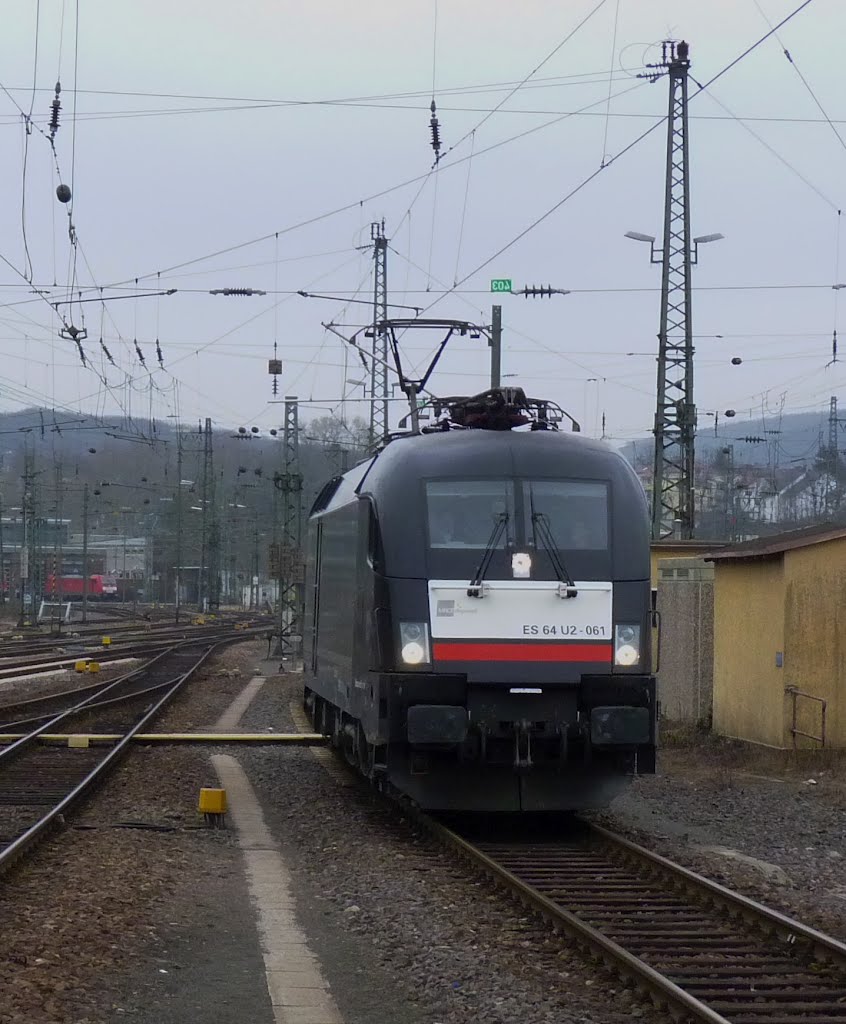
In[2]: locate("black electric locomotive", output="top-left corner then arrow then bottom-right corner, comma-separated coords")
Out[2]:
302,388 -> 656,812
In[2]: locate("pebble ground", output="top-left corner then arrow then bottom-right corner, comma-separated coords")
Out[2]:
1,654 -> 844,1023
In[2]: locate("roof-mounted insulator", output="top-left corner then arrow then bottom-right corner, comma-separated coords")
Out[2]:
49,81 -> 62,141
429,100 -> 442,163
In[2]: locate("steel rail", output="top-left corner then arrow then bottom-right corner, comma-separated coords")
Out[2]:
0,628 -> 265,763
418,812 -> 846,1023
420,814 -> 732,1023
0,636 -> 243,876
0,677 -> 181,731
0,645 -> 183,765
0,624 -> 254,677
589,822 -> 846,968
0,658 -> 169,716
0,643 -> 169,678
0,615 -> 263,658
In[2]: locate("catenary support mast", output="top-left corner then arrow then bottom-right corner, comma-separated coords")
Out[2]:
653,40 -> 695,540
369,220 -> 389,443
274,397 -> 303,660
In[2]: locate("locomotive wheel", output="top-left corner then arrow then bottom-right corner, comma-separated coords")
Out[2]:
357,725 -> 375,777
315,698 -> 333,739
341,721 -> 358,767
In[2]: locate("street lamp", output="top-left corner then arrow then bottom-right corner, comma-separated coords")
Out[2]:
625,229 -> 723,264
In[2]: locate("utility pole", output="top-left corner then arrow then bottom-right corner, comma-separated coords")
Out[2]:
18,453 -> 35,627
274,397 -> 303,660
198,418 -> 220,611
721,445 -> 735,542
489,305 -> 502,388
825,395 -> 845,516
252,507 -> 260,610
52,461 -> 65,632
174,436 -> 183,623
626,43 -> 723,539
369,220 -> 389,443
652,39 -> 695,539
81,483 -> 89,623
0,491 -> 5,607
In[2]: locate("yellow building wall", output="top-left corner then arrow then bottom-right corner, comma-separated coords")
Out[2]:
712,559 -> 786,747
783,540 -> 846,748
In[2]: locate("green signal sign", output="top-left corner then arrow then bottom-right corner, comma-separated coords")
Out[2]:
490,278 -> 513,293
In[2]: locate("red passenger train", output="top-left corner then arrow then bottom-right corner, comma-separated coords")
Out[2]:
44,574 -> 119,600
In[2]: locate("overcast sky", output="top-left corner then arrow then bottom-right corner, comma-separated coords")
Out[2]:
0,0 -> 844,452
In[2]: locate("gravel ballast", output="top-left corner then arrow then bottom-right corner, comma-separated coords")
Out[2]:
240,674 -> 668,1024
598,739 -> 846,939
4,649 -> 843,1024
0,640 -> 271,1024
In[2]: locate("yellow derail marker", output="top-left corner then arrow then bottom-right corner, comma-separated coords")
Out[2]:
198,787 -> 227,828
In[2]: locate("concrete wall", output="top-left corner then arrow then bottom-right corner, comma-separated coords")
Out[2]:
712,558 -> 786,747
783,540 -> 846,748
650,541 -> 718,588
656,559 -> 713,723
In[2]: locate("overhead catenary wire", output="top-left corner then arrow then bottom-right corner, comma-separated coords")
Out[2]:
752,0 -> 846,155
414,0 -> 818,314
0,0 -> 833,439
691,79 -> 837,210
440,0 -> 612,162
66,80 -> 650,292
600,0 -> 621,167
20,0 -> 42,282
453,130 -> 475,286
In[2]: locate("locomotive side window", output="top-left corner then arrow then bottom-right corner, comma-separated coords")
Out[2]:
426,480 -> 515,549
523,480 -> 608,550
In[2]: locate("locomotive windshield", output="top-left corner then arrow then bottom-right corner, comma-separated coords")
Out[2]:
427,480 -> 514,549
426,478 -> 608,551
523,480 -> 608,550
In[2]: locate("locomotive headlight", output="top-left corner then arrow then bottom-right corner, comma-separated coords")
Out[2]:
399,622 -> 430,666
614,624 -> 641,667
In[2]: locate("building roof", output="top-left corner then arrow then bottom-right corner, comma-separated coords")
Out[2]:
706,521 -> 846,563
651,539 -> 726,551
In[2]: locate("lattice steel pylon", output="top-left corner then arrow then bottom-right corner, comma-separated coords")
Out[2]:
369,219 -> 389,443
274,397 -> 303,660
198,418 -> 221,610
650,40 -> 696,540
825,395 -> 844,515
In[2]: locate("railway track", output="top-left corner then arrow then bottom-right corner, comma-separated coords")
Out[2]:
0,631 -> 257,876
424,815 -> 846,1023
0,622 -> 266,682
0,612 -> 265,659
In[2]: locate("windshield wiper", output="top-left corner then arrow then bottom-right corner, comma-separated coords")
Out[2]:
467,512 -> 508,598
529,490 -> 578,598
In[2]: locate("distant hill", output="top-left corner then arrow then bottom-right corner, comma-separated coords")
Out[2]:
620,404 -> 834,470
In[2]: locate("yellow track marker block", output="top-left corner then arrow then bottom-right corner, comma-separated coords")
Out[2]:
86,661 -> 101,673
74,659 -> 89,673
198,787 -> 227,814
101,636 -> 111,646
